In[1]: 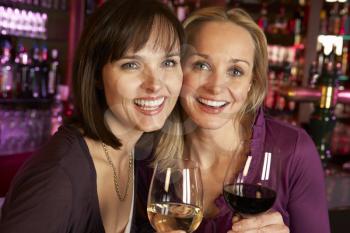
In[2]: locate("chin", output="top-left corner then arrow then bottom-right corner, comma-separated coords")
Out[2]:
191,116 -> 232,130
137,118 -> 167,133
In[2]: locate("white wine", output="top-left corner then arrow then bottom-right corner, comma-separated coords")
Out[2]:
147,202 -> 203,233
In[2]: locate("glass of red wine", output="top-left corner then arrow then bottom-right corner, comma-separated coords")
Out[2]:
223,142 -> 278,216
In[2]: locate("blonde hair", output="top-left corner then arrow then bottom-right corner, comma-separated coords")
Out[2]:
150,103 -> 184,167
151,7 -> 268,166
184,7 -> 268,142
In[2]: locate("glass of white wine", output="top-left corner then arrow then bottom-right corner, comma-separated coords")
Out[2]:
147,158 -> 203,233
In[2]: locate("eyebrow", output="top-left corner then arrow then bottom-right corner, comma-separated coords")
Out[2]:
120,52 -> 180,60
120,55 -> 143,60
165,52 -> 180,58
187,52 -> 209,59
188,53 -> 251,67
229,58 -> 251,67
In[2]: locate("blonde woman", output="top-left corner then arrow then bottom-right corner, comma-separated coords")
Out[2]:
135,7 -> 330,233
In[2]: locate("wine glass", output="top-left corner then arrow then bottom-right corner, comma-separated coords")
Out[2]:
223,142 -> 279,216
147,158 -> 203,233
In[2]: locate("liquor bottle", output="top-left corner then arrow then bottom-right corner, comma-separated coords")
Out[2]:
292,6 -> 304,45
257,3 -> 268,32
339,2 -> 349,35
13,42 -> 25,98
39,45 -> 50,98
308,61 -> 319,88
273,6 -> 289,35
47,48 -> 59,98
29,45 -> 41,98
309,47 -> 338,168
328,2 -> 341,35
53,0 -> 60,9
319,9 -> 327,35
173,0 -> 189,22
17,44 -> 31,98
50,91 -> 63,135
0,40 -> 14,99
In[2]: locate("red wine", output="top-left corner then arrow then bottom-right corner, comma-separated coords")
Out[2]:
223,183 -> 276,215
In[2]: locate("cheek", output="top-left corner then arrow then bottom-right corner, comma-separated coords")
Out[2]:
164,70 -> 183,96
231,84 -> 251,102
181,72 -> 201,93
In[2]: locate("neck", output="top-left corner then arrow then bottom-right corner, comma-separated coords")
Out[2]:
104,110 -> 143,155
184,120 -> 241,169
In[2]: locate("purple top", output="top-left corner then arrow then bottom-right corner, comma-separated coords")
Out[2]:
134,108 -> 330,233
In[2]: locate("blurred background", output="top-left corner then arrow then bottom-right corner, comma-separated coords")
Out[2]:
0,0 -> 349,231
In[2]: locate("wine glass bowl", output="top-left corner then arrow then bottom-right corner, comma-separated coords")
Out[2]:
223,149 -> 278,216
147,158 -> 203,233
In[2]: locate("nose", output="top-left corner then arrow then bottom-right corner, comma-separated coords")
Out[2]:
141,67 -> 162,93
203,71 -> 224,95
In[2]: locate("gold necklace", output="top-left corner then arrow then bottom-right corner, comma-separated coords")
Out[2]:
101,142 -> 133,202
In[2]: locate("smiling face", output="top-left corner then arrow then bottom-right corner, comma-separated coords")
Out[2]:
102,30 -> 183,133
180,21 -> 255,130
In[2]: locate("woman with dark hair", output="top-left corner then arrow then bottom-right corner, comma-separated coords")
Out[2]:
0,0 -> 184,232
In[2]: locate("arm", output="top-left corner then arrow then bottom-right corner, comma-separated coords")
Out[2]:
0,164 -> 72,233
287,130 -> 330,233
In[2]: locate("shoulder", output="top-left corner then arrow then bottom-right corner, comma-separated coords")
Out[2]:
264,115 -> 314,154
9,125 -> 92,196
25,125 -> 88,169
263,116 -> 321,179
263,116 -> 324,190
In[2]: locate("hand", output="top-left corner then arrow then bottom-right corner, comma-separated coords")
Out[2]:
157,231 -> 186,233
228,211 -> 290,233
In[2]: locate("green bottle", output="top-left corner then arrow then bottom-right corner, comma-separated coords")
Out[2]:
309,46 -> 339,168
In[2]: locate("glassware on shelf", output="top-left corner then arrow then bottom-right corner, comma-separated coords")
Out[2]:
0,107 -> 52,155
0,6 -> 48,39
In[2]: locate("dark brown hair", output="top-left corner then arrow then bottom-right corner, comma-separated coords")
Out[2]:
70,0 -> 185,148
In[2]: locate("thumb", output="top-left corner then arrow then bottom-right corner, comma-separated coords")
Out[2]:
232,214 -> 242,224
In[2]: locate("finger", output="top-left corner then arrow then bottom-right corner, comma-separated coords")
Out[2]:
259,224 -> 290,233
164,231 -> 186,233
232,214 -> 241,224
158,231 -> 186,233
232,211 -> 284,231
231,224 -> 289,233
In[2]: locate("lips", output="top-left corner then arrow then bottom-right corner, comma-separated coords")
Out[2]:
196,97 -> 229,114
134,97 -> 166,115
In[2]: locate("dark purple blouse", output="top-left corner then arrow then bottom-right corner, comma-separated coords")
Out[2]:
134,109 -> 331,233
0,126 -> 106,233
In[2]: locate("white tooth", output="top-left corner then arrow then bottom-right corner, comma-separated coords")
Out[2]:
135,97 -> 165,107
156,98 -> 163,105
198,98 -> 226,107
